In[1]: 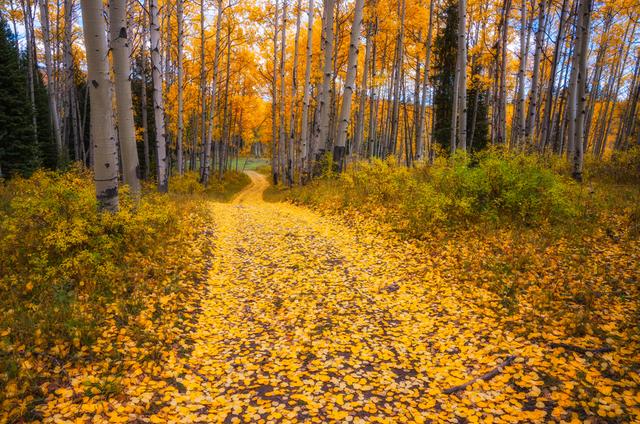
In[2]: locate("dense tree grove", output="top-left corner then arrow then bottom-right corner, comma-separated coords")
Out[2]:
1,1 -> 640,422
0,0 -> 638,204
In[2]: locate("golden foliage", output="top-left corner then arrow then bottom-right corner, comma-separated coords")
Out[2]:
4,171 -> 637,422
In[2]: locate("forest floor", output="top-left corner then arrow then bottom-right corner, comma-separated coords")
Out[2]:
33,171 -> 640,423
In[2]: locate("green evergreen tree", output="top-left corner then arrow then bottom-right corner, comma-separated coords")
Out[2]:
0,18 -> 40,177
432,2 -> 489,154
467,66 -> 489,152
432,1 -> 458,153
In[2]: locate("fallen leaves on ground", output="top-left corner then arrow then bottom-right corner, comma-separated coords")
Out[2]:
8,172 -> 640,423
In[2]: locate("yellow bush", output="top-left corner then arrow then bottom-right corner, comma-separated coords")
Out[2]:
0,168 -> 192,401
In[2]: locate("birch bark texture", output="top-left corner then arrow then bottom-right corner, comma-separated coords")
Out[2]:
109,0 -> 141,194
79,0 -> 119,211
335,0 -> 365,171
299,0 -> 314,181
149,0 -> 168,192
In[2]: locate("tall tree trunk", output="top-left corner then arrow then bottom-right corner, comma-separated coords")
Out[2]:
287,0 -> 302,186
389,0 -> 405,156
299,0 -> 314,182
20,0 -> 38,147
176,0 -> 184,174
513,0 -> 527,147
354,21 -> 372,160
525,0 -> 544,144
572,0 -> 592,181
63,0 -> 82,162
220,25 -> 233,178
109,0 -> 141,194
272,0 -> 280,184
149,0 -> 168,192
199,0 -> 208,180
39,0 -> 64,163
457,0 -> 467,151
497,0 -> 511,145
207,0 -> 224,181
311,0 -> 336,165
540,0 -> 568,151
335,0 -> 364,171
79,0 -> 119,211
416,0 -> 435,161
279,0 -> 288,182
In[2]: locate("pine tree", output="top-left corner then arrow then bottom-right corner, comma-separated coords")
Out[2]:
0,19 -> 40,177
467,65 -> 489,152
432,1 -> 458,153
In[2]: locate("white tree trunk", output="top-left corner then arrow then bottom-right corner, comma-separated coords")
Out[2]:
149,0 -> 168,192
79,0 -> 119,211
271,0 -> 280,184
457,0 -> 467,151
299,0 -> 314,182
335,0 -> 365,170
39,0 -> 64,161
526,0 -> 544,143
515,0 -> 527,147
176,0 -> 184,174
311,0 -> 335,162
573,0 -> 592,181
287,0 -> 302,186
278,0 -> 288,182
109,0 -> 141,194
416,0 -> 435,161
353,21 -> 372,160
205,0 -> 224,182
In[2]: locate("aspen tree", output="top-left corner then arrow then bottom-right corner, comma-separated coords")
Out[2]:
299,0 -> 314,183
79,0 -> 119,211
109,0 -> 141,194
354,20 -> 372,160
272,0 -> 280,184
457,0 -> 467,151
203,0 -> 223,184
278,0 -> 287,182
335,0 -> 365,171
416,0 -> 435,161
525,0 -> 544,144
38,0 -> 63,162
149,0 -> 168,192
287,0 -> 302,186
176,0 -> 184,175
572,0 -> 592,181
311,0 -> 335,166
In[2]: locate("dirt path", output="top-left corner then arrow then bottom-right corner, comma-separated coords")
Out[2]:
231,171 -> 270,205
141,172 -> 538,422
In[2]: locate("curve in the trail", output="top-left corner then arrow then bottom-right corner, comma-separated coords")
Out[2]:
231,171 -> 270,205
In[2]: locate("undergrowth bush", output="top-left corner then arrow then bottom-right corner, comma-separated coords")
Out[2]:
0,168 -> 187,395
288,150 -> 581,236
169,170 -> 250,200
586,147 -> 640,184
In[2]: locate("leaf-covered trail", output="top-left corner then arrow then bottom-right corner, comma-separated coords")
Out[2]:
39,172 -> 639,423
189,171 -> 511,422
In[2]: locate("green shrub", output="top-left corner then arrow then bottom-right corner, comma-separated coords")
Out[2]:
287,150 -> 581,235
586,147 -> 640,184
0,168 -> 184,394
